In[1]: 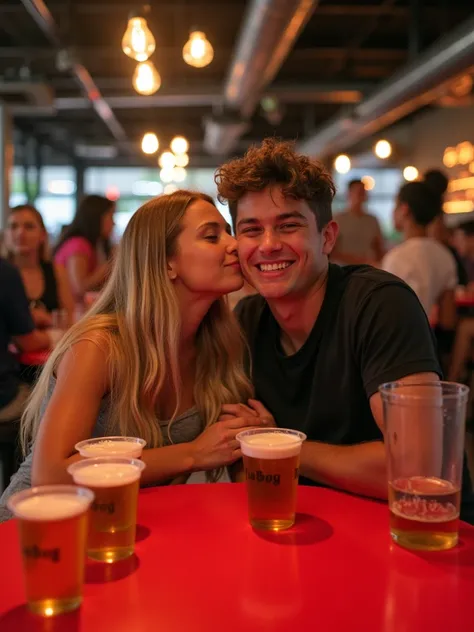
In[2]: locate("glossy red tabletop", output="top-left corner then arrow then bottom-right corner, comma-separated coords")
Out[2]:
0,484 -> 473,632
18,350 -> 51,366
456,294 -> 474,308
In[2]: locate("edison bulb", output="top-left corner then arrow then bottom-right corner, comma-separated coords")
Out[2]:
160,168 -> 174,183
403,166 -> 419,182
141,132 -> 159,155
132,61 -> 161,96
334,154 -> 351,174
159,151 -> 176,169
183,31 -> 214,68
171,136 -> 189,155
122,16 -> 155,62
175,153 -> 189,167
374,140 -> 392,159
173,167 -> 187,183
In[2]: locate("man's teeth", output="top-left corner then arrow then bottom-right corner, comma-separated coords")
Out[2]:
258,262 -> 291,272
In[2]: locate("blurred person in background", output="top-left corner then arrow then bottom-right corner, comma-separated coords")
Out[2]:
381,182 -> 457,330
54,195 -> 115,303
331,179 -> 384,265
452,220 -> 474,286
0,258 -> 53,423
0,190 -> 266,521
5,205 -> 74,328
425,168 -> 468,287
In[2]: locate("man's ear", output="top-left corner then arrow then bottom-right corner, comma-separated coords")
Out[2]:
322,220 -> 339,256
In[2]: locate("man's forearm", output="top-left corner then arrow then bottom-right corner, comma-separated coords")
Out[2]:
299,441 -> 387,500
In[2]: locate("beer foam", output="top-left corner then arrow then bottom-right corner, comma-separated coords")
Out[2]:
240,432 -> 303,460
13,493 -> 91,521
71,463 -> 142,488
79,440 -> 143,457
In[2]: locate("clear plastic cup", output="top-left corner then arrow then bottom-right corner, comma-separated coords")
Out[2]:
68,457 -> 145,563
379,380 -> 469,551
7,485 -> 94,616
75,436 -> 146,459
237,428 -> 306,531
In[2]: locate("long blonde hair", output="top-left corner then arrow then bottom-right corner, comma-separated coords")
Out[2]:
21,190 -> 253,454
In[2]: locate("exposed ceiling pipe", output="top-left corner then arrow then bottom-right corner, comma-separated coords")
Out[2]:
299,15 -> 474,159
204,0 -> 318,156
20,0 -> 127,143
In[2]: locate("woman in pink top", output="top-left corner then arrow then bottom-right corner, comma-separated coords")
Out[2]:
54,195 -> 115,302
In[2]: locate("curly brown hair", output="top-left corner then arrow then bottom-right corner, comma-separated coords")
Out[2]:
215,138 -> 336,230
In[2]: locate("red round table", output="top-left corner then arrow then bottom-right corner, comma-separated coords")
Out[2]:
456,294 -> 474,308
0,484 -> 473,632
18,350 -> 51,366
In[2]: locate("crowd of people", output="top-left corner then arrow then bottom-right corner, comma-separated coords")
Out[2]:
334,169 -> 474,380
0,138 -> 473,523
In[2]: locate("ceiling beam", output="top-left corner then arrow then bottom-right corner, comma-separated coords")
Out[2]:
0,2 -> 243,15
47,82 -> 371,111
19,0 -> 127,143
0,3 -> 460,18
0,45 -> 407,62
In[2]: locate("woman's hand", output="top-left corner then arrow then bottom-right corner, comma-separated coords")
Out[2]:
191,415 -> 266,471
219,399 -> 276,427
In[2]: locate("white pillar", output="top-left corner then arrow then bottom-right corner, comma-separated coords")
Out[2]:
0,104 -> 13,231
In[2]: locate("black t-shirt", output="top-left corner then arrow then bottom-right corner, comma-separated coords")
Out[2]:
0,258 -> 35,408
35,261 -> 60,313
236,264 -> 441,444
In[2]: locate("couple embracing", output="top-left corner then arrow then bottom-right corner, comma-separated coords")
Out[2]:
1,138 -> 460,522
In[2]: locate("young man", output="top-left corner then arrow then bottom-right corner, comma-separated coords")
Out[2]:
0,258 -> 51,422
381,181 -> 457,330
331,179 -> 384,265
215,139 -> 442,501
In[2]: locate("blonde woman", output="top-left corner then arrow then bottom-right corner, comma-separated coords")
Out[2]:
0,191 -> 261,521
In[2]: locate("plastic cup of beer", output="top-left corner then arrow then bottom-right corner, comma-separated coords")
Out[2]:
379,380 -> 469,551
237,428 -> 306,531
75,436 -> 146,459
7,485 -> 94,616
68,456 -> 145,563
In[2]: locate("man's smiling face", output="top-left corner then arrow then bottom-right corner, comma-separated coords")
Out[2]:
235,186 -> 337,300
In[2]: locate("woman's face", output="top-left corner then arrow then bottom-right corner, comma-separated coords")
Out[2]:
6,210 -> 46,258
101,206 -> 115,239
168,199 -> 243,299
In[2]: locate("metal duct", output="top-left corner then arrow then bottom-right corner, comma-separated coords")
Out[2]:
299,15 -> 474,158
204,0 -> 317,155
20,0 -> 127,143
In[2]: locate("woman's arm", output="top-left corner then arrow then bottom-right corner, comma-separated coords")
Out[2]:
31,339 -> 109,485
32,338 -> 257,486
66,255 -> 109,299
54,263 -> 75,326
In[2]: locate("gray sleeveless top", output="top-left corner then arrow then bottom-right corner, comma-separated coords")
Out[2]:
0,378 -> 203,523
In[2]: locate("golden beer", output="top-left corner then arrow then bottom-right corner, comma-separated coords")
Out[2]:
237,429 -> 306,531
7,485 -> 94,616
75,436 -> 146,459
68,457 -> 145,563
389,476 -> 461,551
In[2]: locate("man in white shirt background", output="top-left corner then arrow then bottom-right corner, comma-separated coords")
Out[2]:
381,181 -> 457,333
